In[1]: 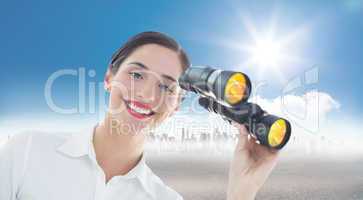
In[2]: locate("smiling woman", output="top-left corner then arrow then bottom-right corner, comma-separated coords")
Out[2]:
0,31 -> 191,200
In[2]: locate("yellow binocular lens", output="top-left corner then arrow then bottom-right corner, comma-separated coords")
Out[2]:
224,73 -> 248,105
268,119 -> 288,147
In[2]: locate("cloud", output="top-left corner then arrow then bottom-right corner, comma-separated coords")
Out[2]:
250,90 -> 341,133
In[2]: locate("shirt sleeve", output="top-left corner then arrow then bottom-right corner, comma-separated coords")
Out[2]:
0,133 -> 32,200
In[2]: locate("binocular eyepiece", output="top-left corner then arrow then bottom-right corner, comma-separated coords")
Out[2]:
178,66 -> 291,150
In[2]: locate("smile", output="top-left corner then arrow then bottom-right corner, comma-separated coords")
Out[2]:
124,100 -> 155,119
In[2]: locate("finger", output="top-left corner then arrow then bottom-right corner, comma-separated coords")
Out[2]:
231,122 -> 249,136
232,123 -> 250,152
256,141 -> 279,158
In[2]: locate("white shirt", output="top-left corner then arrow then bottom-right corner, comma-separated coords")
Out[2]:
0,126 -> 183,200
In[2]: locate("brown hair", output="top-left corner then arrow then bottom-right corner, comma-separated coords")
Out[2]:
109,31 -> 190,74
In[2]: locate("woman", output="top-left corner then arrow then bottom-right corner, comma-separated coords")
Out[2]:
0,31 -> 279,200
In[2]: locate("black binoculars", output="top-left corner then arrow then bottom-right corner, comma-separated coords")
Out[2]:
178,66 -> 291,150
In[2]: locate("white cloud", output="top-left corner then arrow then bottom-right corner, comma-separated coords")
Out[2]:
251,90 -> 341,134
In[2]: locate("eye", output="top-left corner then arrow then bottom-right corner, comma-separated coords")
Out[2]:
159,84 -> 174,94
128,72 -> 143,80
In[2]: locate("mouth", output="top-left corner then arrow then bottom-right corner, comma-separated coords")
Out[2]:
123,99 -> 156,120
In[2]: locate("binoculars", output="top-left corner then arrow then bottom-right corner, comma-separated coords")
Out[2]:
178,66 -> 291,150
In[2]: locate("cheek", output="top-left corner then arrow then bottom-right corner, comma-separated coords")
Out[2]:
108,79 -> 132,109
110,75 -> 133,98
158,95 -> 179,113
108,90 -> 124,113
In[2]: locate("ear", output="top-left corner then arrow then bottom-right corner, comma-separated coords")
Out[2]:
104,66 -> 113,92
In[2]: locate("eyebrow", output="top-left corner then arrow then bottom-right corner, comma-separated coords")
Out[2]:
128,62 -> 177,82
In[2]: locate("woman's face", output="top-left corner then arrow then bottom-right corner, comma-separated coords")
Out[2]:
105,44 -> 184,135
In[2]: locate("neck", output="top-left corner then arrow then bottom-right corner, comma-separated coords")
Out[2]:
93,116 -> 146,178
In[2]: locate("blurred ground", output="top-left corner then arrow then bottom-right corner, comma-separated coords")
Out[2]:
147,153 -> 363,200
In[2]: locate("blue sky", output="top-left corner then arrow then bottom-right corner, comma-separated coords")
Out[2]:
0,0 -> 362,124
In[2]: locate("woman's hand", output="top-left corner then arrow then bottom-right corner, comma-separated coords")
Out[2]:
227,122 -> 279,200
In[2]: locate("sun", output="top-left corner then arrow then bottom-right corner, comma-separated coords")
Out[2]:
249,38 -> 284,68
209,11 -> 309,82
240,32 -> 295,82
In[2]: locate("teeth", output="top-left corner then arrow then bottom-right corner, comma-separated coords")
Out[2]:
128,102 -> 152,115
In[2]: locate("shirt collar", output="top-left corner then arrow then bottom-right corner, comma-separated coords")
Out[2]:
56,125 -> 156,199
